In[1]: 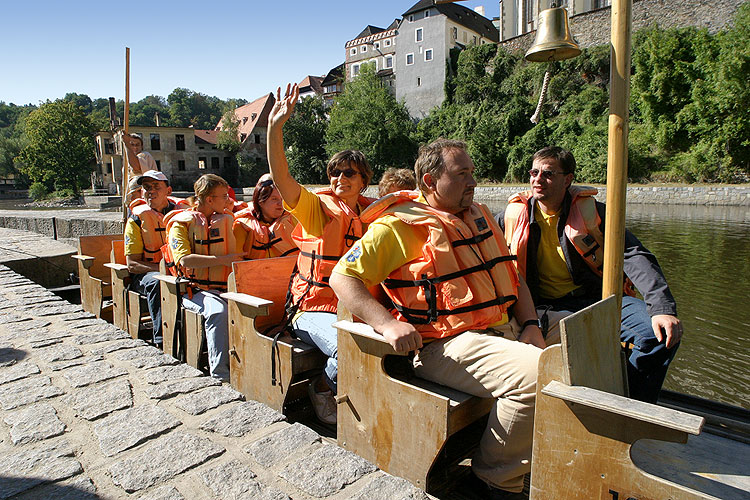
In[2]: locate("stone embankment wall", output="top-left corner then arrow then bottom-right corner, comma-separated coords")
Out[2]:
0,265 -> 428,499
500,0 -> 746,54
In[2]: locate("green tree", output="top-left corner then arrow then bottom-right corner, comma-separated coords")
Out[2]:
326,64 -> 417,180
216,101 -> 242,185
17,100 -> 95,194
284,95 -> 329,184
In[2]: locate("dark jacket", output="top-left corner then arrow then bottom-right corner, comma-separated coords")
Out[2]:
497,189 -> 677,317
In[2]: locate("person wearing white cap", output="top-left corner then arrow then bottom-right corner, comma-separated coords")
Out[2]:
124,170 -> 186,347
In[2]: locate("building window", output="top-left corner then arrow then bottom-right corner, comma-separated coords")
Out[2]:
211,157 -> 219,170
362,44 -> 367,53
409,14 -> 414,22
150,133 -> 160,151
473,35 -> 477,44
198,157 -> 206,170
178,160 -> 186,171
175,134 -> 185,151
463,31 -> 467,42
374,41 -> 379,49
425,49 -> 433,61
406,53 -> 414,65
254,134 -> 261,144
452,27 -> 457,39
384,38 -> 391,47
350,47 -> 356,56
417,77 -> 421,86
415,28 -> 423,42
425,9 -> 430,17
223,157 -> 231,169
106,163 -> 112,174
385,55 -> 393,68
352,64 -> 360,77
155,160 -> 161,171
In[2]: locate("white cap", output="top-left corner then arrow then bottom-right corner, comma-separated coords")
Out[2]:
137,170 -> 169,186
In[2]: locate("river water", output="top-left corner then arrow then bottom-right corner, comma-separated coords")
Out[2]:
485,201 -> 750,409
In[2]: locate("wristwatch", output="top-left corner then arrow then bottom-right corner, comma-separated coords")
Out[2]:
521,318 -> 542,330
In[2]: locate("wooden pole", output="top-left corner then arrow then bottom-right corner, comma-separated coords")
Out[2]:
122,47 -> 130,222
602,0 -> 632,304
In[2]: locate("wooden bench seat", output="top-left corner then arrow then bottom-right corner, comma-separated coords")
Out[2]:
222,256 -> 326,413
530,296 -> 750,499
334,318 -> 493,492
73,234 -> 122,321
104,240 -> 151,340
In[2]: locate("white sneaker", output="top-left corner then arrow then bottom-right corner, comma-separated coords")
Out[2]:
308,379 -> 337,425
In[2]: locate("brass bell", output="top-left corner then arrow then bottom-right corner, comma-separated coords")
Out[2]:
525,6 -> 581,62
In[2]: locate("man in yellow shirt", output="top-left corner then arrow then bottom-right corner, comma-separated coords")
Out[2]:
331,139 -> 544,498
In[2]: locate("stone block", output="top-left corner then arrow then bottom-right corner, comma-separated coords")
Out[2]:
62,318 -> 103,329
279,445 -> 376,498
199,401 -> 284,438
348,473 -> 430,500
4,402 -> 66,445
244,422 -> 320,467
199,460 -> 289,500
129,353 -> 179,369
137,485 -> 185,500
60,360 -> 128,388
65,378 -> 133,420
0,440 -> 82,499
142,364 -> 204,384
48,355 -> 105,371
72,326 -> 129,345
13,474 -> 98,500
109,432 -> 224,493
0,375 -> 64,410
89,338 -> 148,355
173,385 -> 243,415
95,406 -> 181,456
0,361 -> 39,384
24,303 -> 84,316
38,344 -> 82,363
145,377 -> 221,400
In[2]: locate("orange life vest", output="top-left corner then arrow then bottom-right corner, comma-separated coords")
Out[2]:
361,191 -> 520,339
128,197 -> 186,262
233,206 -> 299,260
504,186 -> 635,296
162,209 -> 235,291
289,188 -> 374,314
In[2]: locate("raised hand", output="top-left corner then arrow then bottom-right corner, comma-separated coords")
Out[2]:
268,83 -> 299,129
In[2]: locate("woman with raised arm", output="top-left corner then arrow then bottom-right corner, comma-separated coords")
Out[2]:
163,173 -> 243,381
267,83 -> 374,425
232,173 -> 299,260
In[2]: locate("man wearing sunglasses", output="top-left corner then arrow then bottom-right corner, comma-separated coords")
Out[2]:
499,146 -> 682,404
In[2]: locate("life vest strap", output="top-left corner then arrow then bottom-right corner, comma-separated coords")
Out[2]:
252,237 -> 283,251
299,250 -> 341,262
193,237 -> 225,246
280,248 -> 298,257
384,255 -> 517,289
451,230 -> 493,248
392,294 -> 518,325
296,272 -> 331,289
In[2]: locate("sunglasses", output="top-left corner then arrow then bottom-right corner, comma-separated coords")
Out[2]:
529,169 -> 566,180
329,167 -> 359,179
258,179 -> 274,188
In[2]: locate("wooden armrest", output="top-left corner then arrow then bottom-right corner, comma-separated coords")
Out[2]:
154,274 -> 190,294
542,380 -> 705,435
72,254 -> 95,269
220,292 -> 273,309
334,320 -> 388,344
104,263 -> 130,279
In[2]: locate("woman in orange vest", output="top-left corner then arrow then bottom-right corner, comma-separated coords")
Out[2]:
233,174 -> 299,259
165,174 -> 243,381
267,83 -> 374,425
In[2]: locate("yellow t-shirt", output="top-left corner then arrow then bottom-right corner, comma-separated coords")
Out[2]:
123,218 -> 144,257
333,199 -> 508,327
167,223 -> 193,265
283,186 -> 329,238
535,204 -> 581,299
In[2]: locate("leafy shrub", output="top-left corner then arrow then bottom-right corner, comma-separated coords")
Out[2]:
28,182 -> 48,200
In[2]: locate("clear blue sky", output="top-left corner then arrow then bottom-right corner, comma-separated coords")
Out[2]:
1,0 -> 499,106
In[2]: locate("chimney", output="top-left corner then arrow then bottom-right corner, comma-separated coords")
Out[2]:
474,5 -> 485,17
155,111 -> 161,127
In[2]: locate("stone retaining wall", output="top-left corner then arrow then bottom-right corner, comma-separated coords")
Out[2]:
500,0 -> 746,54
0,265 -> 430,499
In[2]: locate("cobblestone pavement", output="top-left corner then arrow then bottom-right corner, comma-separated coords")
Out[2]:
0,264 -> 432,500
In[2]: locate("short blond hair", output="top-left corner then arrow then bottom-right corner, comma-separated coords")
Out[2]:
378,168 -> 417,197
193,174 -> 229,207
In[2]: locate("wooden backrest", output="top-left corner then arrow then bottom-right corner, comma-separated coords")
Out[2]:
112,240 -> 126,265
231,255 -> 297,332
78,234 -> 122,280
559,295 -> 626,396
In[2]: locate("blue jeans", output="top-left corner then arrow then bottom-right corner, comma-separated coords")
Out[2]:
542,295 -> 678,403
130,271 -> 162,345
293,311 -> 338,393
181,290 -> 229,381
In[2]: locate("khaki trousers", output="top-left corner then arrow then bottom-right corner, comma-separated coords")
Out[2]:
412,323 -> 541,492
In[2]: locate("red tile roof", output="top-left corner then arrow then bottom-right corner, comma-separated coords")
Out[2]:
194,129 -> 219,145
298,75 -> 325,95
215,93 -> 275,143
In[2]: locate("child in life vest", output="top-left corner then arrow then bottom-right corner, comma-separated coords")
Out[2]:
165,174 -> 243,381
233,174 -> 299,260
377,168 -> 417,197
